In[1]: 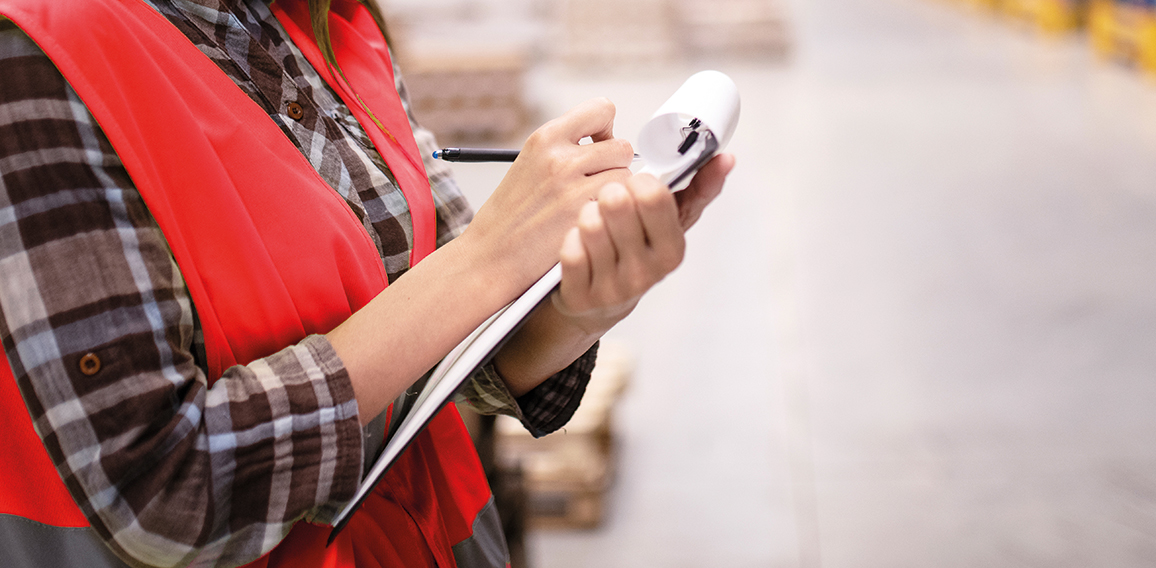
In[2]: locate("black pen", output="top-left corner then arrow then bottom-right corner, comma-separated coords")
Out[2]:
432,148 -> 520,162
433,147 -> 642,163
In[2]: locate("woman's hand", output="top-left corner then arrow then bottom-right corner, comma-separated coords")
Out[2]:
333,99 -> 637,420
492,153 -> 735,396
552,153 -> 736,334
463,98 -> 635,287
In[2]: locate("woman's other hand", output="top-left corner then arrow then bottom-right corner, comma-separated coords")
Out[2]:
464,98 -> 635,286
552,153 -> 735,334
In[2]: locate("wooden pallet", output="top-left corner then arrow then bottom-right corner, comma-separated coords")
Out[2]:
496,342 -> 634,529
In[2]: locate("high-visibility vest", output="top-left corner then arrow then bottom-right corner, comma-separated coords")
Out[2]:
0,0 -> 506,566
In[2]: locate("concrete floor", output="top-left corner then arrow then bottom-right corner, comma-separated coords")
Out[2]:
447,0 -> 1156,565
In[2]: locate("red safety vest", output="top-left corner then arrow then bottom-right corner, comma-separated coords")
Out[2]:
0,0 -> 504,566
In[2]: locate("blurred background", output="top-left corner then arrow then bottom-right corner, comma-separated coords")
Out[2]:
380,0 -> 1156,566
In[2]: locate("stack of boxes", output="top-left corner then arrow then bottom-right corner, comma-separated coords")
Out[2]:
382,1 -> 535,145
395,50 -> 530,144
558,0 -> 790,69
557,0 -> 679,68
671,0 -> 791,59
387,0 -> 792,143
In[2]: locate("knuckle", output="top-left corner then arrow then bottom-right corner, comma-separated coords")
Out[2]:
615,260 -> 647,293
609,169 -> 632,185
578,212 -> 603,234
592,97 -> 616,115
661,244 -> 685,271
598,189 -> 630,213
539,119 -> 567,141
626,270 -> 650,296
559,246 -> 582,267
525,128 -> 549,151
544,147 -> 574,176
612,138 -> 634,159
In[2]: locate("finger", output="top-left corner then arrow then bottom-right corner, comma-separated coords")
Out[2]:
675,153 -> 735,229
627,174 -> 685,272
558,226 -> 591,293
576,200 -> 618,285
551,98 -> 616,144
596,182 -> 648,266
575,138 -> 635,176
583,167 -> 633,196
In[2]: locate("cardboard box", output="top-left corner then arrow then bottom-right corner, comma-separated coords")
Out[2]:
399,50 -> 530,144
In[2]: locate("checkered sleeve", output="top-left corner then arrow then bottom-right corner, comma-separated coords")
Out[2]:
0,23 -> 362,568
394,60 -> 596,437
455,342 -> 598,438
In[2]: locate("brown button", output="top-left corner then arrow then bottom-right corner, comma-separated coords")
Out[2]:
286,101 -> 304,121
79,353 -> 101,376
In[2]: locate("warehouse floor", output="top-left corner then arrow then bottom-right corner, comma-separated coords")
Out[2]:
447,0 -> 1156,565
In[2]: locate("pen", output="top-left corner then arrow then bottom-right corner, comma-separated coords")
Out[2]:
433,147 -> 642,163
432,148 -> 520,162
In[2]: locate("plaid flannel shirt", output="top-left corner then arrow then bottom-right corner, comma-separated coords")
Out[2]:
0,0 -> 592,566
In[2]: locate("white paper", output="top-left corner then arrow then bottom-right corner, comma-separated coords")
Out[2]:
637,70 -> 741,189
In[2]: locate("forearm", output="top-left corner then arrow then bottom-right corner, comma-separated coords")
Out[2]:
491,293 -> 626,397
333,97 -> 636,420
328,228 -> 544,422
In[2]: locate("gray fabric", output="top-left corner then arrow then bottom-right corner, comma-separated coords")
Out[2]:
0,514 -> 129,568
451,497 -> 510,568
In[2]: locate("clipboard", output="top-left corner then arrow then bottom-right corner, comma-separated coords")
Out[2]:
328,70 -> 741,543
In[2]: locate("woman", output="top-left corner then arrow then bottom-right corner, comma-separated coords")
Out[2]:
0,0 -> 734,566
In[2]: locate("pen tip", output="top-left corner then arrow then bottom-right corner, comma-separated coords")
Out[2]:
431,150 -> 441,159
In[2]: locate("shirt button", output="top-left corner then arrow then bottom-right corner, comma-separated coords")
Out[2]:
286,101 -> 305,121
79,353 -> 101,376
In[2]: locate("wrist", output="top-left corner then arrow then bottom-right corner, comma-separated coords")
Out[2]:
490,291 -> 616,398
454,221 -> 558,297
548,290 -> 636,337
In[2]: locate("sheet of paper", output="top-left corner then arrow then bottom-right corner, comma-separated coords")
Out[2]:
637,70 -> 740,189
